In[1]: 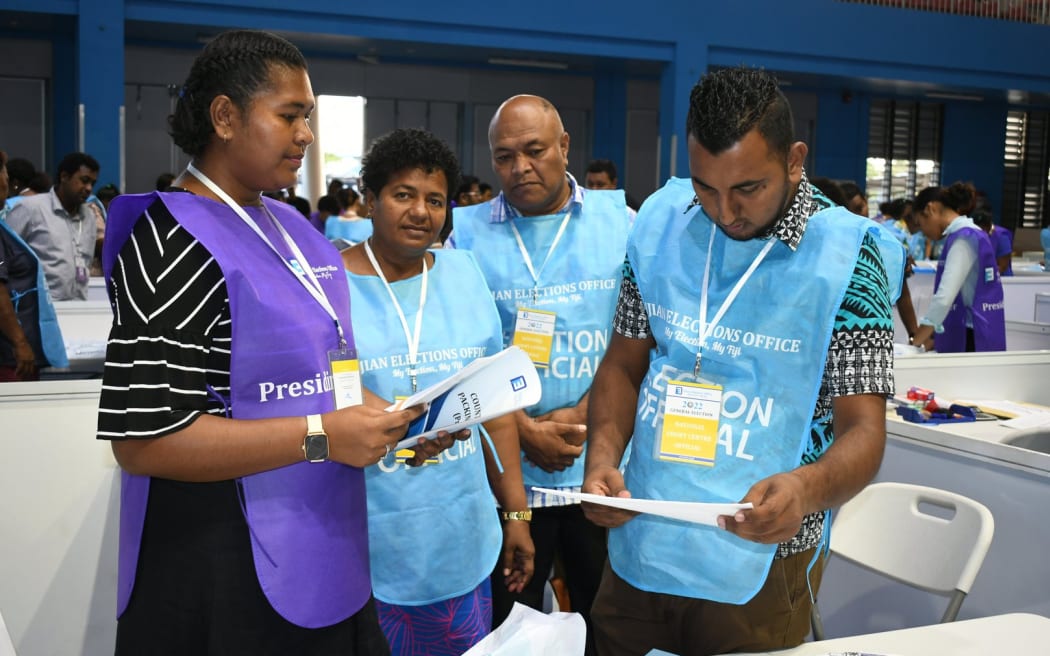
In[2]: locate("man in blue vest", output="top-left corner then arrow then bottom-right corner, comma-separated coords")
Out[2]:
450,95 -> 632,652
582,67 -> 899,655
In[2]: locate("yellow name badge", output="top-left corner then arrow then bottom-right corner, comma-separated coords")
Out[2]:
393,396 -> 439,464
512,307 -> 557,368
328,348 -> 363,410
657,379 -> 723,466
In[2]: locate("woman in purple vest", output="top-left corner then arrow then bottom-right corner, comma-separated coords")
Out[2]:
910,182 -> 1006,352
96,30 -> 461,655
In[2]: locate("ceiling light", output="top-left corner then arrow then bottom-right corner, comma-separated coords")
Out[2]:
487,57 -> 569,71
925,91 -> 984,102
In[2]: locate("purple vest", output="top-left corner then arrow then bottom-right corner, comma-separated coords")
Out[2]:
103,191 -> 370,628
934,225 -> 1006,353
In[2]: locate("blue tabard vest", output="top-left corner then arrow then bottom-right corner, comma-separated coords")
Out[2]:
326,216 -> 373,244
934,222 -> 1006,353
347,249 -> 504,605
104,191 -> 370,628
611,177 -> 893,603
0,215 -> 68,368
452,190 -> 630,488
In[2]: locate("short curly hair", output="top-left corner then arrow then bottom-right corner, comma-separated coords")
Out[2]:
169,30 -> 307,158
686,66 -> 794,158
360,128 -> 461,203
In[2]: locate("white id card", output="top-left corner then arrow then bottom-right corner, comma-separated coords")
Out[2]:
328,347 -> 363,409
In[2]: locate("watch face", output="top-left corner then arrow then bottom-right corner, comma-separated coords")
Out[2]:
304,433 -> 329,462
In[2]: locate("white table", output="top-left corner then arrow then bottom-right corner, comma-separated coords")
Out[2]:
729,613 -> 1050,655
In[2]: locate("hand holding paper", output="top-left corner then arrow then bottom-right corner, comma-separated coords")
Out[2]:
387,346 -> 542,451
535,487 -> 752,527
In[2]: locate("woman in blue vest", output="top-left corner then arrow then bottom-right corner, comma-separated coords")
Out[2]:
96,30 -> 461,655
910,182 -> 1006,352
342,127 -> 534,656
0,149 -> 68,381
326,187 -> 374,244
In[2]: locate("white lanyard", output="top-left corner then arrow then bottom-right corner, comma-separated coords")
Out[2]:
186,163 -> 347,348
508,208 -> 572,305
363,239 -> 428,393
695,227 -> 776,377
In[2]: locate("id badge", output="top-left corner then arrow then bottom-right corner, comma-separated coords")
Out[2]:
392,395 -> 440,465
328,347 -> 363,409
512,307 -> 556,367
657,379 -> 723,466
75,265 -> 89,285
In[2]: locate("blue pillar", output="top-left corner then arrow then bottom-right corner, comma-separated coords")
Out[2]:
659,42 -> 705,182
76,0 -> 124,190
592,70 -> 627,175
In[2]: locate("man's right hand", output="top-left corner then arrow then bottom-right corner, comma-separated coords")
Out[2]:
518,415 -> 585,472
581,465 -> 637,528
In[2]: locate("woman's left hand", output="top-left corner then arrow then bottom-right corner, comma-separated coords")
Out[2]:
500,519 -> 535,593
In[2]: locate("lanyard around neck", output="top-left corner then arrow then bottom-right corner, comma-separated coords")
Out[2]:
363,239 -> 428,393
186,163 -> 347,348
508,207 -> 573,302
695,226 -> 776,377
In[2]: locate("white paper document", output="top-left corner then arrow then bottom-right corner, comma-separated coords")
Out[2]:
533,487 -> 752,527
389,346 -> 542,450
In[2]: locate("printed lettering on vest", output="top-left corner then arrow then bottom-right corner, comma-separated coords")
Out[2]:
538,328 -> 609,380
361,347 -> 471,379
258,370 -> 334,402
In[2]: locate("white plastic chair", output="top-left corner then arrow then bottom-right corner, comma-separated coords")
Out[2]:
811,481 -> 995,641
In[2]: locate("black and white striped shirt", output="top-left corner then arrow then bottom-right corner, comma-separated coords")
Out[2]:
97,197 -> 232,441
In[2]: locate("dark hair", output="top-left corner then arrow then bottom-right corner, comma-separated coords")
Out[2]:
809,176 -> 848,207
96,183 -> 121,203
27,171 -> 52,193
288,195 -> 310,218
879,198 -> 906,219
361,128 -> 461,203
914,182 -> 977,217
6,157 -> 35,191
0,150 -> 6,169
586,158 -> 618,181
686,66 -> 794,157
971,195 -> 994,228
456,175 -> 480,200
317,194 -> 340,215
155,172 -> 176,191
337,187 -> 359,211
478,181 -> 492,195
839,181 -> 863,203
56,152 -> 100,181
169,30 -> 308,158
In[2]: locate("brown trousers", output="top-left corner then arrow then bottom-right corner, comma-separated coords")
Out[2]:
591,548 -> 823,656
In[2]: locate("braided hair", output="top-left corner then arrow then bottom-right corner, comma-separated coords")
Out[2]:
686,66 -> 794,158
169,30 -> 307,158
